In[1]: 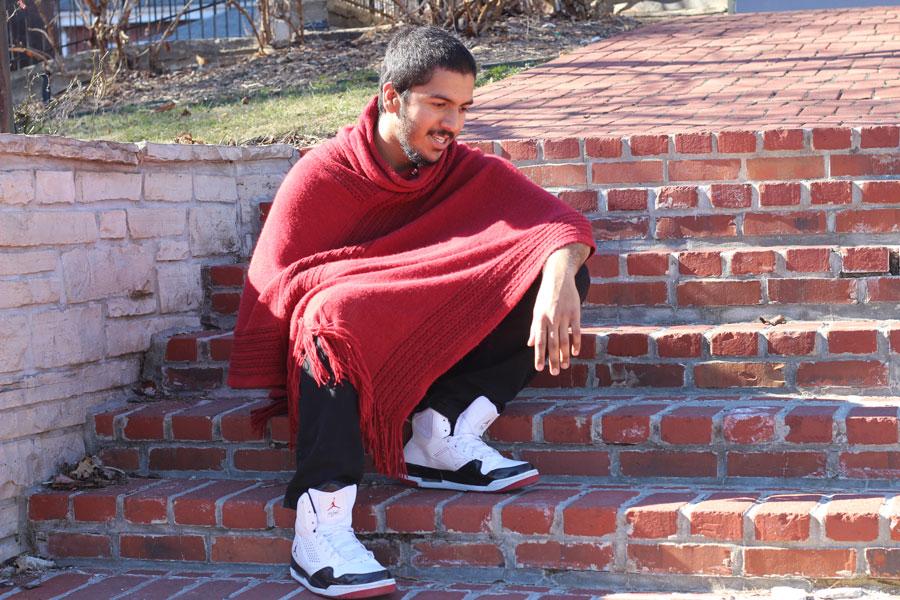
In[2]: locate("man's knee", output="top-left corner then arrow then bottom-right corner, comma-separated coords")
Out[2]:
575,263 -> 590,304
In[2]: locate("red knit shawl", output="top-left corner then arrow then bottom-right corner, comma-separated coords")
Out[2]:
228,97 -> 595,477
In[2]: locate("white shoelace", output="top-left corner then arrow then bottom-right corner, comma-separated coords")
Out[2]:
451,433 -> 505,467
319,525 -> 375,563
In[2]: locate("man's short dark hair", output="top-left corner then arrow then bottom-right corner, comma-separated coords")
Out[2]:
378,26 -> 477,113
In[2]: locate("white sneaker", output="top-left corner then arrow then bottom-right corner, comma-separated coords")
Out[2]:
290,484 -> 396,599
402,396 -> 539,492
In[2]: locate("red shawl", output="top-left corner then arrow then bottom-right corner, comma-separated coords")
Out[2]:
228,97 -> 595,477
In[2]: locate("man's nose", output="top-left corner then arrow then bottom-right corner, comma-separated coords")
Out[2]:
441,110 -> 464,134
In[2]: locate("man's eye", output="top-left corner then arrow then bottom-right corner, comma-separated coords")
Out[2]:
460,106 -> 469,113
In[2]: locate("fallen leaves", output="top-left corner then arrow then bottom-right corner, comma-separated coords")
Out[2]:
43,456 -> 127,490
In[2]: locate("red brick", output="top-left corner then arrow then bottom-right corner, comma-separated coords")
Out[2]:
869,278 -> 900,302
785,405 -> 838,443
747,156 -> 824,180
675,133 -> 713,154
441,492 -> 500,533
211,292 -> 241,315
766,327 -> 818,356
47,533 -> 111,558
601,404 -> 666,443
592,217 -> 650,240
827,324 -> 878,354
811,180 -> 852,205
743,211 -> 826,236
678,251 -> 722,276
824,495 -> 883,542
520,164 -> 586,187
626,492 -> 694,538
179,581 -> 248,597
209,336 -> 233,361
592,161 -> 663,184
520,449 -> 611,477
165,367 -> 224,390
73,490 -> 117,522
173,480 -> 254,525
785,247 -> 831,272
630,134 -> 669,156
585,136 -> 623,158
840,451 -> 900,479
233,448 -> 295,472
211,536 -> 292,564
413,542 -> 504,567
208,264 -> 245,287
754,494 -> 820,541
608,188 -> 648,211
515,541 -> 613,570
258,201 -> 272,222
29,491 -> 69,520
867,549 -> 900,578
52,575 -> 151,600
149,446 -> 226,471
627,252 -> 668,276
121,534 -> 207,561
893,326 -> 900,353
655,326 -> 706,358
723,406 -> 781,443
678,281 -> 761,307
842,247 -> 890,274
558,190 -> 598,212
627,543 -> 733,575
221,484 -> 282,529
759,183 -> 801,206
586,254 -> 618,278
660,406 -> 721,444
563,490 -> 638,536
467,141 -> 494,154
606,332 -> 650,356
860,126 -> 900,149
744,548 -> 856,577
861,181 -> 900,204
386,490 -> 456,533
499,139 -> 538,161
728,451 -> 826,478
655,185 -> 697,209
124,479 -> 207,525
352,485 -> 406,533
659,216 -> 738,242
812,127 -> 852,150
605,363 -> 685,388
768,278 -> 854,304
165,335 -> 198,362
587,282 -> 668,306
763,128 -> 805,151
97,447 -> 140,471
529,364 -> 589,388
620,451 -> 717,477
717,130 -> 756,153
669,159 -> 741,182
543,138 -> 581,160
502,488 -> 580,534
731,250 -> 775,275
846,407 -> 899,445
542,404 -> 603,444
170,398 -> 246,441
710,183 -> 752,208
488,401 -> 550,442
831,153 -> 900,177
836,209 -> 900,233
689,493 -> 756,540
123,403 -> 179,441
710,327 -> 761,356
797,360 -> 887,388
220,404 -> 266,441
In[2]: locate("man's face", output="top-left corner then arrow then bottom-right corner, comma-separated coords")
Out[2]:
391,68 -> 475,167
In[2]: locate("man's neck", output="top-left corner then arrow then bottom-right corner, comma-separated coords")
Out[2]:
375,113 -> 415,175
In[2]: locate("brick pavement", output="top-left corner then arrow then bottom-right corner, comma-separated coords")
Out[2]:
465,7 -> 900,140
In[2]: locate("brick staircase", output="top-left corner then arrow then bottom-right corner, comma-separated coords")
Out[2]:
25,127 -> 900,592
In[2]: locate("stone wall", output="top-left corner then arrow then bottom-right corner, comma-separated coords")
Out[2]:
0,134 -> 296,561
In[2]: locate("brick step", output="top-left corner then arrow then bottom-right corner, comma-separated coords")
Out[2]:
158,319 -> 900,393
27,478 -> 900,580
90,393 -> 900,485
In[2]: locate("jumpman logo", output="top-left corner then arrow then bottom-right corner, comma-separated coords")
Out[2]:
328,498 -> 340,511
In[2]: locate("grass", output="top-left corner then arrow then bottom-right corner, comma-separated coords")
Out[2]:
34,60 -> 536,145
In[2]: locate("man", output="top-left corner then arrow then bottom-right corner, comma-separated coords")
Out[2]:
228,26 -> 594,599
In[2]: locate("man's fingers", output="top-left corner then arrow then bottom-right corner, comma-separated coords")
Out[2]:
533,321 -> 547,371
571,319 -> 582,357
559,317 -> 571,369
547,320 -> 561,375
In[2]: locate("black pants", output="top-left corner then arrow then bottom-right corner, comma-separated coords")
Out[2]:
283,265 -> 590,509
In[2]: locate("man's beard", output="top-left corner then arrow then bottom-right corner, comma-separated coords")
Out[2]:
398,104 -> 454,167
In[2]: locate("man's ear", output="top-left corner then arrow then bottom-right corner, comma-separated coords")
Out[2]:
381,82 -> 401,115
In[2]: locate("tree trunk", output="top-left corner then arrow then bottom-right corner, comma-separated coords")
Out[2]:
0,6 -> 14,133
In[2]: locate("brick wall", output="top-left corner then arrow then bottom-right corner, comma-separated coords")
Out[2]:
0,134 -> 296,560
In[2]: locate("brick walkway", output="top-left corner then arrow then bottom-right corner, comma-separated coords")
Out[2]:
466,7 -> 900,140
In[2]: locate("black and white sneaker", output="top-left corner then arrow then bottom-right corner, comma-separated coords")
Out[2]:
402,395 -> 539,492
290,485 -> 396,599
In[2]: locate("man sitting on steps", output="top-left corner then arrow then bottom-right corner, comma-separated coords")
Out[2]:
228,26 -> 594,599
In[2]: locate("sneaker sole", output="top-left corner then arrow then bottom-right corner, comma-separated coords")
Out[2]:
290,567 -> 396,599
401,469 -> 539,493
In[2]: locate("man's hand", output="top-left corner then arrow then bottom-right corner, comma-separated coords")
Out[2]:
527,243 -> 591,375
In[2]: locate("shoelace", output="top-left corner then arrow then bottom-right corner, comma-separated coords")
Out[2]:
451,433 -> 505,466
319,525 -> 375,563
